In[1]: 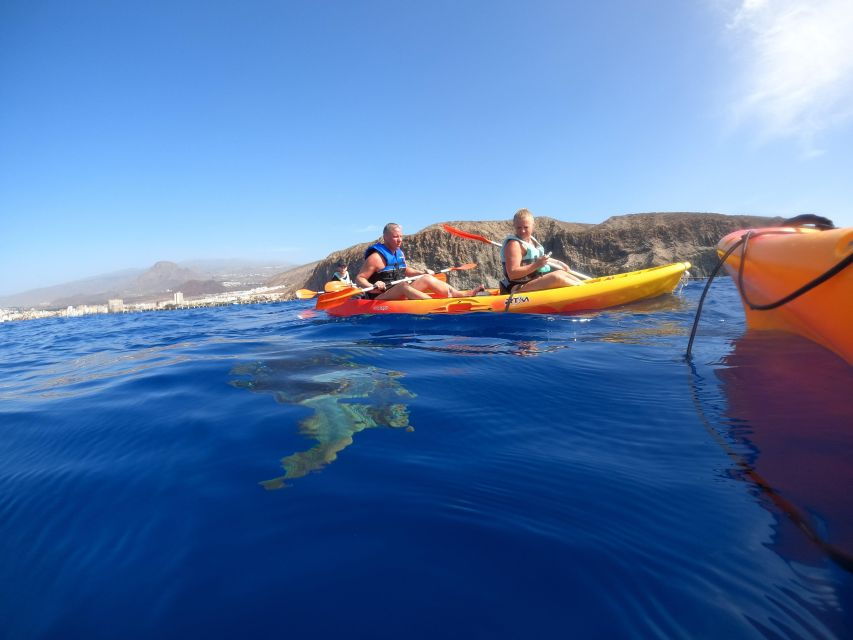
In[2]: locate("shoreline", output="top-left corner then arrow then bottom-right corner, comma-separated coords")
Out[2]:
0,285 -> 292,324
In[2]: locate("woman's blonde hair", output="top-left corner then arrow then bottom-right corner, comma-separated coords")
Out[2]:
513,208 -> 534,224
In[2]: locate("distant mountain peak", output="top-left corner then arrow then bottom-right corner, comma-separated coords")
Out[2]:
150,260 -> 180,269
0,258 -> 297,309
129,262 -> 205,295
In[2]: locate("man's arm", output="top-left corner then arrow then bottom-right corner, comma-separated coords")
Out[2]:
356,254 -> 383,289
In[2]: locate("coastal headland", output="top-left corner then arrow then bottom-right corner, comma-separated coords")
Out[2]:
2,211 -> 780,322
273,211 -> 781,296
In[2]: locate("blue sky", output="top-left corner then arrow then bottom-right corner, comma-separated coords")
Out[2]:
2,0 -> 852,295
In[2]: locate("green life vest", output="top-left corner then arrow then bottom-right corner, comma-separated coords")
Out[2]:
501,235 -> 552,289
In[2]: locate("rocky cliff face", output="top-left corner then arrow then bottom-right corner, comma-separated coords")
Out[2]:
271,212 -> 781,297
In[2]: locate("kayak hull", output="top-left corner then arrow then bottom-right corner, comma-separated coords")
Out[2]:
717,226 -> 853,364
322,262 -> 691,317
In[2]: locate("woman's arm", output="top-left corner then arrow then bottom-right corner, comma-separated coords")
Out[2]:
504,241 -> 549,281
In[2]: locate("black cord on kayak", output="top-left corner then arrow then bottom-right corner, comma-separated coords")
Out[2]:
685,236 -> 746,360
685,361 -> 853,573
780,213 -> 835,230
686,223 -> 852,358
738,240 -> 853,311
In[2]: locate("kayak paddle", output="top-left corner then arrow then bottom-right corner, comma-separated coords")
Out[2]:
316,263 -> 477,310
323,272 -> 453,294
296,287 -> 330,299
441,224 -> 591,280
301,270 -> 459,301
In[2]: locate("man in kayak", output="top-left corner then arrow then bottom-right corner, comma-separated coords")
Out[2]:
356,223 -> 484,300
330,262 -> 352,285
501,209 -> 583,294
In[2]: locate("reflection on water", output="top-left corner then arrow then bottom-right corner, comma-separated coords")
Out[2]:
351,334 -> 566,358
599,321 -> 687,345
4,342 -> 200,399
230,351 -> 415,489
607,293 -> 690,316
716,331 -> 853,571
582,295 -> 690,345
404,338 -> 563,358
509,340 -> 543,357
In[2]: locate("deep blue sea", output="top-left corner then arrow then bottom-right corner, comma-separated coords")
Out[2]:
2,278 -> 851,639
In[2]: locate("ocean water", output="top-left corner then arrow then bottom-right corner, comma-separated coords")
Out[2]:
2,278 -> 851,639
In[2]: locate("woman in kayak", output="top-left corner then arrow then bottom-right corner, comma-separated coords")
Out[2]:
330,261 -> 352,285
356,223 -> 484,300
501,209 -> 583,294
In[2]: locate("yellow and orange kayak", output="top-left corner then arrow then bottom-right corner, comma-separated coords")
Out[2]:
717,226 -> 853,364
322,262 -> 690,317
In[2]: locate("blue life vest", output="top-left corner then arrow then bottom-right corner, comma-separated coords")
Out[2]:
500,235 -> 551,291
364,242 -> 407,286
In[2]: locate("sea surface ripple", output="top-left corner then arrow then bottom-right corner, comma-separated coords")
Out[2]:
1,279 -> 851,639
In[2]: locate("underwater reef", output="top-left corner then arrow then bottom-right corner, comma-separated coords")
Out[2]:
230,351 -> 415,489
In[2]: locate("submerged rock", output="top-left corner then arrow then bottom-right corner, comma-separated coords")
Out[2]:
230,352 -> 415,489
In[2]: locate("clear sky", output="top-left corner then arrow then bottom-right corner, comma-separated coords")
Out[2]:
2,0 -> 852,295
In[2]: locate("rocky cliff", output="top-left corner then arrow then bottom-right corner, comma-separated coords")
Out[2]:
270,212 -> 782,297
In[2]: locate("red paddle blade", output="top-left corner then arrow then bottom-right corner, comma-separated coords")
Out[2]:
315,287 -> 363,310
451,262 -> 477,271
441,224 -> 491,244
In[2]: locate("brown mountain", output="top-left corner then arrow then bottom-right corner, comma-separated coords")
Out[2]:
1,259 -> 294,309
176,279 -> 228,297
0,269 -> 144,308
266,261 -> 322,290
270,212 -> 782,298
127,261 -> 206,295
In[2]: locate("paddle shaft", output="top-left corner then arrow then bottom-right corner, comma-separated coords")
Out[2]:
316,263 -> 474,309
354,265 -> 458,295
324,272 -> 445,292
